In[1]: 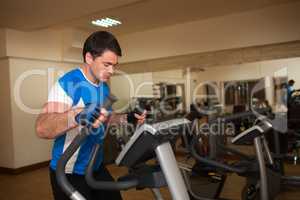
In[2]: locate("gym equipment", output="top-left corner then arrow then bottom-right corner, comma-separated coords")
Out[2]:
235,118 -> 300,200
189,119 -> 278,200
178,118 -> 229,200
231,119 -> 281,200
114,118 -> 191,200
287,103 -> 300,164
56,93 -> 192,200
192,114 -> 300,200
187,110 -> 282,200
56,94 -> 118,200
179,161 -> 227,200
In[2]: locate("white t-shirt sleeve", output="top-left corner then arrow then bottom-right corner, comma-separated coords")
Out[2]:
47,81 -> 73,106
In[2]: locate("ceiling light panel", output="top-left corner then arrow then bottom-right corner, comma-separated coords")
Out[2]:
91,17 -> 122,28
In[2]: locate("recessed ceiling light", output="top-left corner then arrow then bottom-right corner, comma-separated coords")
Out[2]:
91,17 -> 122,28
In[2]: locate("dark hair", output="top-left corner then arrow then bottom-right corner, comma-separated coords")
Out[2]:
82,31 -> 122,62
288,79 -> 295,85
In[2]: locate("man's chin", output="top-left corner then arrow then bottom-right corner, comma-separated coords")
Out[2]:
100,77 -> 110,82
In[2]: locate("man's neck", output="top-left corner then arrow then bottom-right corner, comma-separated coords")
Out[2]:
82,64 -> 99,85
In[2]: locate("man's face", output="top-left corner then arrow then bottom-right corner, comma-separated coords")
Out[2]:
87,50 -> 118,82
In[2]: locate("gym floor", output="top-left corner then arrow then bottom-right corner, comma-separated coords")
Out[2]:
0,159 -> 300,200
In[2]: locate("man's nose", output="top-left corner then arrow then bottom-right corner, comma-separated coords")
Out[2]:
107,65 -> 114,74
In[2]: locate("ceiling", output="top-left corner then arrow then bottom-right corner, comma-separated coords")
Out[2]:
0,0 -> 141,30
0,0 -> 298,35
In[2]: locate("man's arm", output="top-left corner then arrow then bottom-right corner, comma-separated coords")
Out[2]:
108,110 -> 147,125
35,102 -> 82,139
108,113 -> 127,124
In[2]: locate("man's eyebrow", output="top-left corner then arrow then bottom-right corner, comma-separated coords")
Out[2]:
104,61 -> 119,66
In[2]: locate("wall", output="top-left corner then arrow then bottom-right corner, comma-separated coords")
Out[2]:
152,69 -> 184,84
193,58 -> 297,83
61,28 -> 89,62
0,28 -> 86,167
119,2 -> 300,63
0,28 -> 82,168
6,28 -> 63,61
0,29 -> 6,57
8,57 -> 77,168
5,28 -> 88,63
0,59 -> 14,168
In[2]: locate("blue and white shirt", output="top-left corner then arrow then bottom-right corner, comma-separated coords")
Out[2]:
48,68 -> 111,174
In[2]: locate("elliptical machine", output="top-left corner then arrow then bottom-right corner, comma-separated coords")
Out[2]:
186,111 -> 280,200
189,113 -> 300,200
56,94 -> 192,200
236,117 -> 300,200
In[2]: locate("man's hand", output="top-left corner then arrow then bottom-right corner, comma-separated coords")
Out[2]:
134,110 -> 147,125
75,104 -> 109,129
91,108 -> 109,128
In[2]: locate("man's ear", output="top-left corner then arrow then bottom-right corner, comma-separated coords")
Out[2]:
85,52 -> 94,65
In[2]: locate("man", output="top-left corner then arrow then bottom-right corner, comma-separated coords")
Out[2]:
287,79 -> 296,99
286,79 -> 300,106
35,31 -> 146,200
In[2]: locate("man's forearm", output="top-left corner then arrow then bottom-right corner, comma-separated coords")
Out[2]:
108,113 -> 127,124
36,109 -> 80,139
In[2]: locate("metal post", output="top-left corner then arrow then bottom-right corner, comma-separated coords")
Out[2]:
155,142 -> 190,200
261,135 -> 274,166
254,137 -> 269,200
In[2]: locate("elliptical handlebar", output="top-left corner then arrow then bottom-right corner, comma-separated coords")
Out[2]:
189,115 -> 273,175
56,94 -> 117,200
189,134 -> 247,174
56,128 -> 89,200
85,143 -> 139,190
